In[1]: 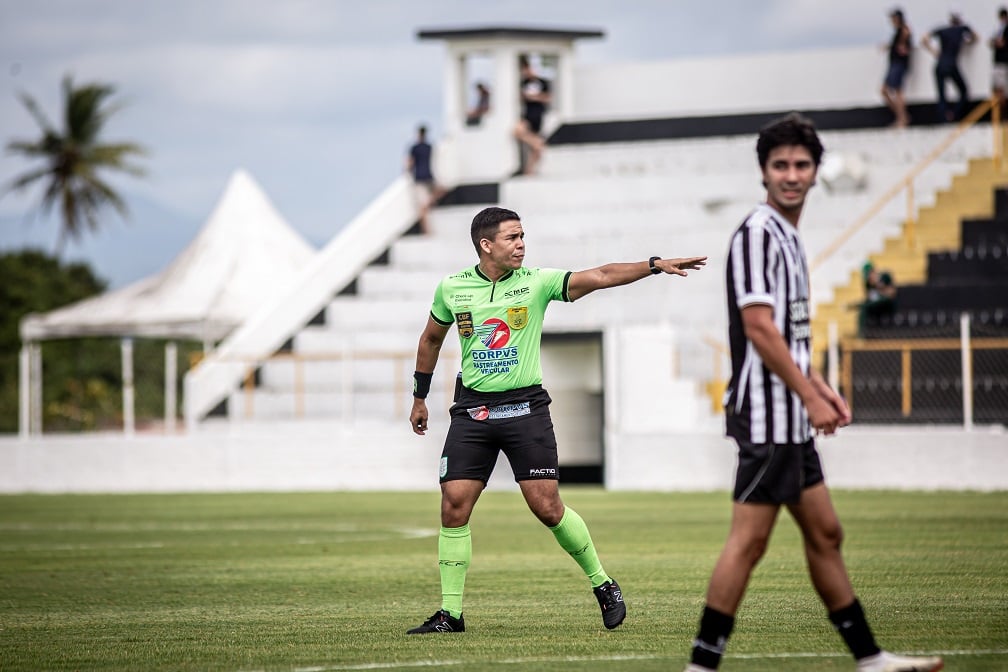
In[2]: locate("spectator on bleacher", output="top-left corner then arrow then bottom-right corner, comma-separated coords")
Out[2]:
684,113 -> 942,672
921,10 -> 978,122
465,81 -> 491,127
990,7 -> 1008,118
882,7 -> 913,128
405,124 -> 447,234
513,54 -> 551,175
859,262 -> 898,335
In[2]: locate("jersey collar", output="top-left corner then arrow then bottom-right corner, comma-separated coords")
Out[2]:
474,264 -> 515,283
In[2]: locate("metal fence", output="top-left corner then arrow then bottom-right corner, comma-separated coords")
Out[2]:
832,314 -> 1008,426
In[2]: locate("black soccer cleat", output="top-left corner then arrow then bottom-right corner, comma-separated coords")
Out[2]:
406,609 -> 465,634
593,578 -> 626,629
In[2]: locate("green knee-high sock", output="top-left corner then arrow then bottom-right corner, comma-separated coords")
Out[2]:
550,507 -> 611,588
438,524 -> 471,618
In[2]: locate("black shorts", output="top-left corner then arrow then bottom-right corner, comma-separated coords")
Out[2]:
440,384 -> 558,484
732,438 -> 824,504
523,110 -> 544,134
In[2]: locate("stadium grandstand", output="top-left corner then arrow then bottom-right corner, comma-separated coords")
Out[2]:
5,26 -> 1006,493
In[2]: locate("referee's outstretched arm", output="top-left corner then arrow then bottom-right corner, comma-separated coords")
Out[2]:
566,255 -> 707,302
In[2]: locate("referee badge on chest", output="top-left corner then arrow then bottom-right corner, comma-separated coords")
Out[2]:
507,306 -> 528,330
456,311 -> 474,338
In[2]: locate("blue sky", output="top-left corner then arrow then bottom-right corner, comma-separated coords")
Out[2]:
0,0 -> 998,287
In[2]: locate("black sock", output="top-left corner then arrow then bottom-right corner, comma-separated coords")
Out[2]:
690,605 -> 735,670
829,598 -> 881,660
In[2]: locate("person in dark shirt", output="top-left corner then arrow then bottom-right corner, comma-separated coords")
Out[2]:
990,7 -> 1008,117
465,81 -> 491,127
406,125 -> 446,234
882,8 -> 913,127
922,10 -> 978,122
859,263 -> 898,335
513,55 -> 551,175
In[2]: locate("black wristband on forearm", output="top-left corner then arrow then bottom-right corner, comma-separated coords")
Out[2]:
413,371 -> 433,399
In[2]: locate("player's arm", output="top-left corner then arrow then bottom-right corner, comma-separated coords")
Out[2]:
410,316 -> 451,435
566,256 -> 707,301
741,304 -> 842,435
537,83 -> 552,105
897,26 -> 911,54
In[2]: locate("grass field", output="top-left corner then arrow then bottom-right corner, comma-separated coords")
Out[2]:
1,489 -> 1006,671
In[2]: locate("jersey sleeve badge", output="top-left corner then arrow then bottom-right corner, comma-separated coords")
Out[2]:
456,311 -> 475,338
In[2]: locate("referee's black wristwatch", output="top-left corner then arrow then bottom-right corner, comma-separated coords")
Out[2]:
649,256 -> 662,274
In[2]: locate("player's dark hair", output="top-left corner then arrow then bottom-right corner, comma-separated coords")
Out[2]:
1001,7 -> 1007,19
471,206 -> 520,254
756,112 -> 824,168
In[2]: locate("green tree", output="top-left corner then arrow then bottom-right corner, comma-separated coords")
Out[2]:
0,250 -> 109,432
4,75 -> 146,255
0,250 -> 202,433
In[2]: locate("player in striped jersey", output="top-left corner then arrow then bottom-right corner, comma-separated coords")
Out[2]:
685,114 -> 942,672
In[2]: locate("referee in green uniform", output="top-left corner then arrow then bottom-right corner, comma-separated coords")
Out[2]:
406,206 -> 706,634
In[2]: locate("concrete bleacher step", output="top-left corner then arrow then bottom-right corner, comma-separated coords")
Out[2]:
506,172 -> 766,211
539,126 -> 991,180
230,125 -> 997,425
357,267 -> 451,299
324,296 -> 432,329
294,327 -> 429,354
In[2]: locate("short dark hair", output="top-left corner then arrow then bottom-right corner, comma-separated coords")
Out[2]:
756,112 -> 825,169
889,8 -> 904,21
471,206 -> 520,254
1001,7 -> 1007,19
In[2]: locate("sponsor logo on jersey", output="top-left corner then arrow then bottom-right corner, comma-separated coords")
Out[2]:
503,286 -> 530,299
471,318 -> 519,374
475,318 -> 511,349
789,299 -> 810,340
507,306 -> 528,330
467,401 -> 531,421
456,311 -> 474,338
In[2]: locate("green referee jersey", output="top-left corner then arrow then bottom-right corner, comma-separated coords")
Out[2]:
430,265 -> 572,392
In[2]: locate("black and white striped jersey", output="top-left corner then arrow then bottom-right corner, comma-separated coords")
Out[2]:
724,203 -> 813,444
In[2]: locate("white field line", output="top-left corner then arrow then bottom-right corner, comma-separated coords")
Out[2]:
0,526 -> 437,552
235,649 -> 1008,672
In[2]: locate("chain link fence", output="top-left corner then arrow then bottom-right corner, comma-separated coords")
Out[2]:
836,314 -> 1008,425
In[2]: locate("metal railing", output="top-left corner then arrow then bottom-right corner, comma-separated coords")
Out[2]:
837,315 -> 1008,427
811,96 -> 999,271
222,349 -> 461,422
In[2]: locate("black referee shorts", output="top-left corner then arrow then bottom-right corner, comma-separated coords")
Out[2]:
439,384 -> 559,484
732,438 -> 825,504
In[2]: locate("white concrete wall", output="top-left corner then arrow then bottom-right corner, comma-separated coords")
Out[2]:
2,424 -> 1005,493
572,45 -> 991,121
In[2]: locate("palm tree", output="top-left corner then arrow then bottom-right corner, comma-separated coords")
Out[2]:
4,74 -> 146,255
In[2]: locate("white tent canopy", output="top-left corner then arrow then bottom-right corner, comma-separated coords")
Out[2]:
18,169 -> 317,437
20,169 -> 316,343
